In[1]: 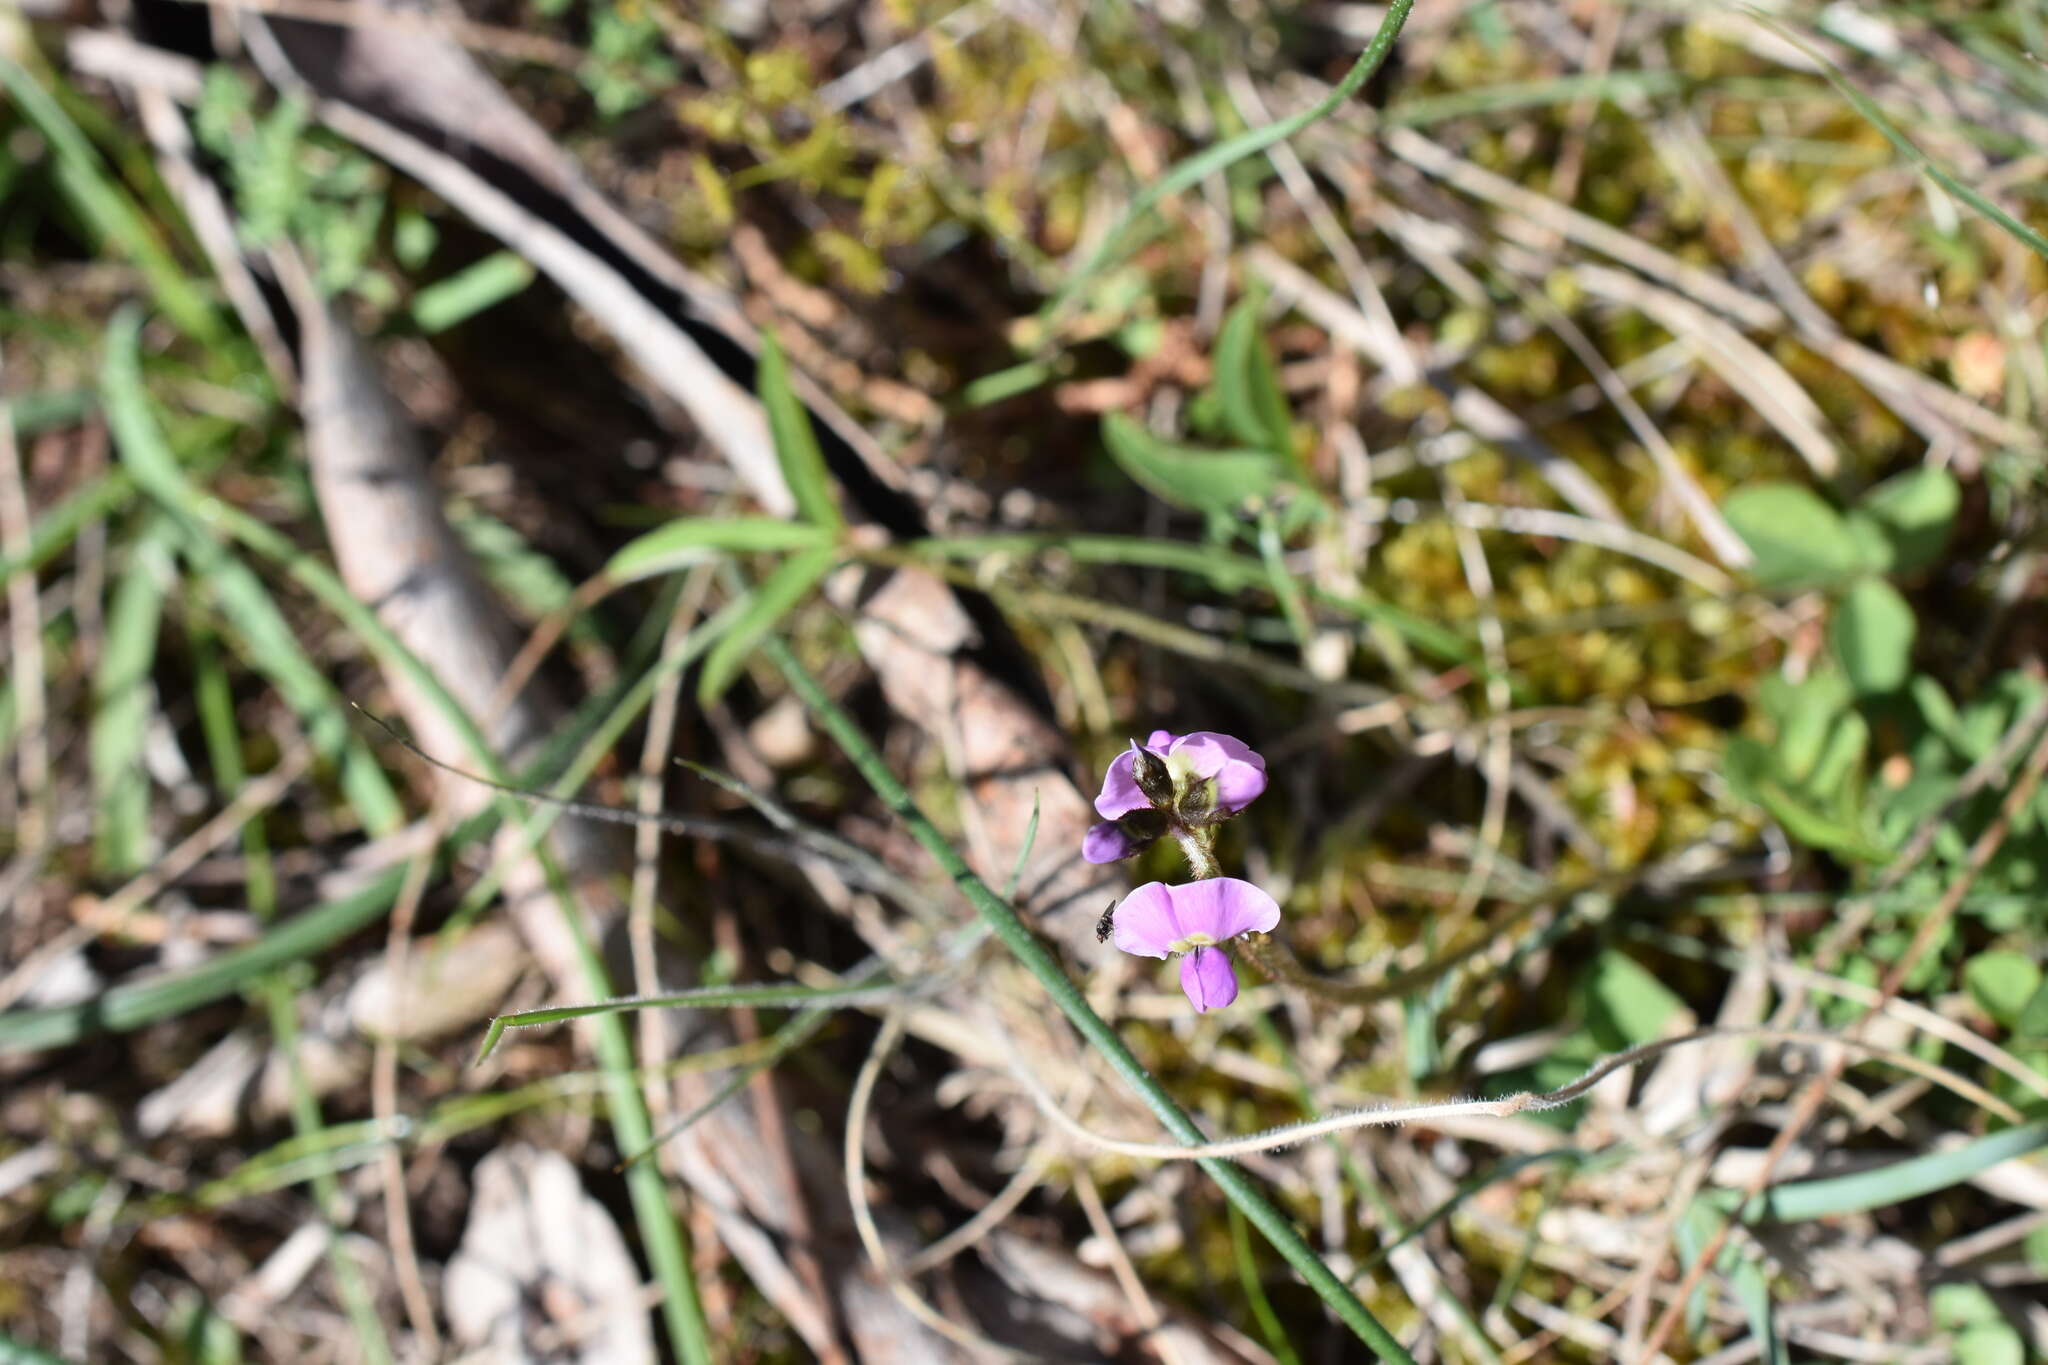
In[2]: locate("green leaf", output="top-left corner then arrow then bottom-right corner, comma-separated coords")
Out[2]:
410,250 -> 535,333
1804,710 -> 1870,801
1722,736 -> 1773,810
1715,1118 -> 2048,1223
1763,670 -> 1852,784
1761,792 -> 1888,862
756,331 -> 841,528
1911,675 -> 1969,754
1101,413 -> 1282,515
1583,950 -> 1684,1048
1722,484 -> 1869,588
1857,466 -> 1961,575
604,516 -> 830,584
696,546 -> 836,705
2015,977 -> 2048,1040
1965,951 -> 2042,1030
1952,1319 -> 2025,1365
1215,295 -> 1292,459
1932,1286 -> 2024,1365
1830,578 -> 1916,694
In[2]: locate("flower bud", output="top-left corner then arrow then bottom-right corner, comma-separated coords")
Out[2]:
1120,807 -> 1169,842
1130,742 -> 1174,808
1176,777 -> 1225,826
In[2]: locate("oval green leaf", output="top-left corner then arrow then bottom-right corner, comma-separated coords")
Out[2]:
1857,465 -> 1960,575
1101,412 -> 1282,515
1830,577 -> 1916,695
1215,296 -> 1292,459
1722,483 -> 1868,588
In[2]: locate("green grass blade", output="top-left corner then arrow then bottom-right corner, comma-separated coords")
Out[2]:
1258,507 -> 1314,651
410,250 -> 535,332
604,516 -> 831,585
102,307 -> 404,836
1003,791 -> 1041,901
0,55 -> 222,341
755,330 -> 842,528
477,979 -> 904,1062
91,516 -> 174,876
1042,0 -> 1416,325
190,620 -> 278,918
1676,1201 -> 1783,1364
1718,1118 -> 2048,1224
764,632 -> 1418,1363
0,470 -> 133,583
695,544 -> 836,704
0,862 -> 409,1053
1230,1204 -> 1306,1365
11,387 -> 97,436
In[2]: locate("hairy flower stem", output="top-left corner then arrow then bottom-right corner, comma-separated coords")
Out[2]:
1175,828 -> 1221,881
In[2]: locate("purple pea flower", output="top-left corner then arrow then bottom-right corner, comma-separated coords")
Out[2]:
1082,730 -> 1268,863
1110,877 -> 1280,1012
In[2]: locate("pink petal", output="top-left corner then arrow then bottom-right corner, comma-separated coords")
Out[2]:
1093,748 -> 1151,820
1212,759 -> 1267,813
1170,732 -> 1268,813
1180,947 -> 1238,1012
1082,821 -> 1141,863
1168,877 -> 1281,943
1168,731 -> 1265,777
1146,729 -> 1178,749
1109,882 -> 1181,958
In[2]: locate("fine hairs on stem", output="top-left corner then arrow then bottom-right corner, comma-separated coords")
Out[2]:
1003,1026 -> 2018,1162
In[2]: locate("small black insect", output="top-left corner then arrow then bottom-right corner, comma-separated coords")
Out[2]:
1095,900 -> 1117,944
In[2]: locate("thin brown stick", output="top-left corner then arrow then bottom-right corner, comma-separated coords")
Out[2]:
1071,1166 -> 1185,1365
1636,718 -> 2048,1362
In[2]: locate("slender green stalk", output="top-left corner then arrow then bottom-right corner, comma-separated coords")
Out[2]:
764,635 -> 1418,1363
